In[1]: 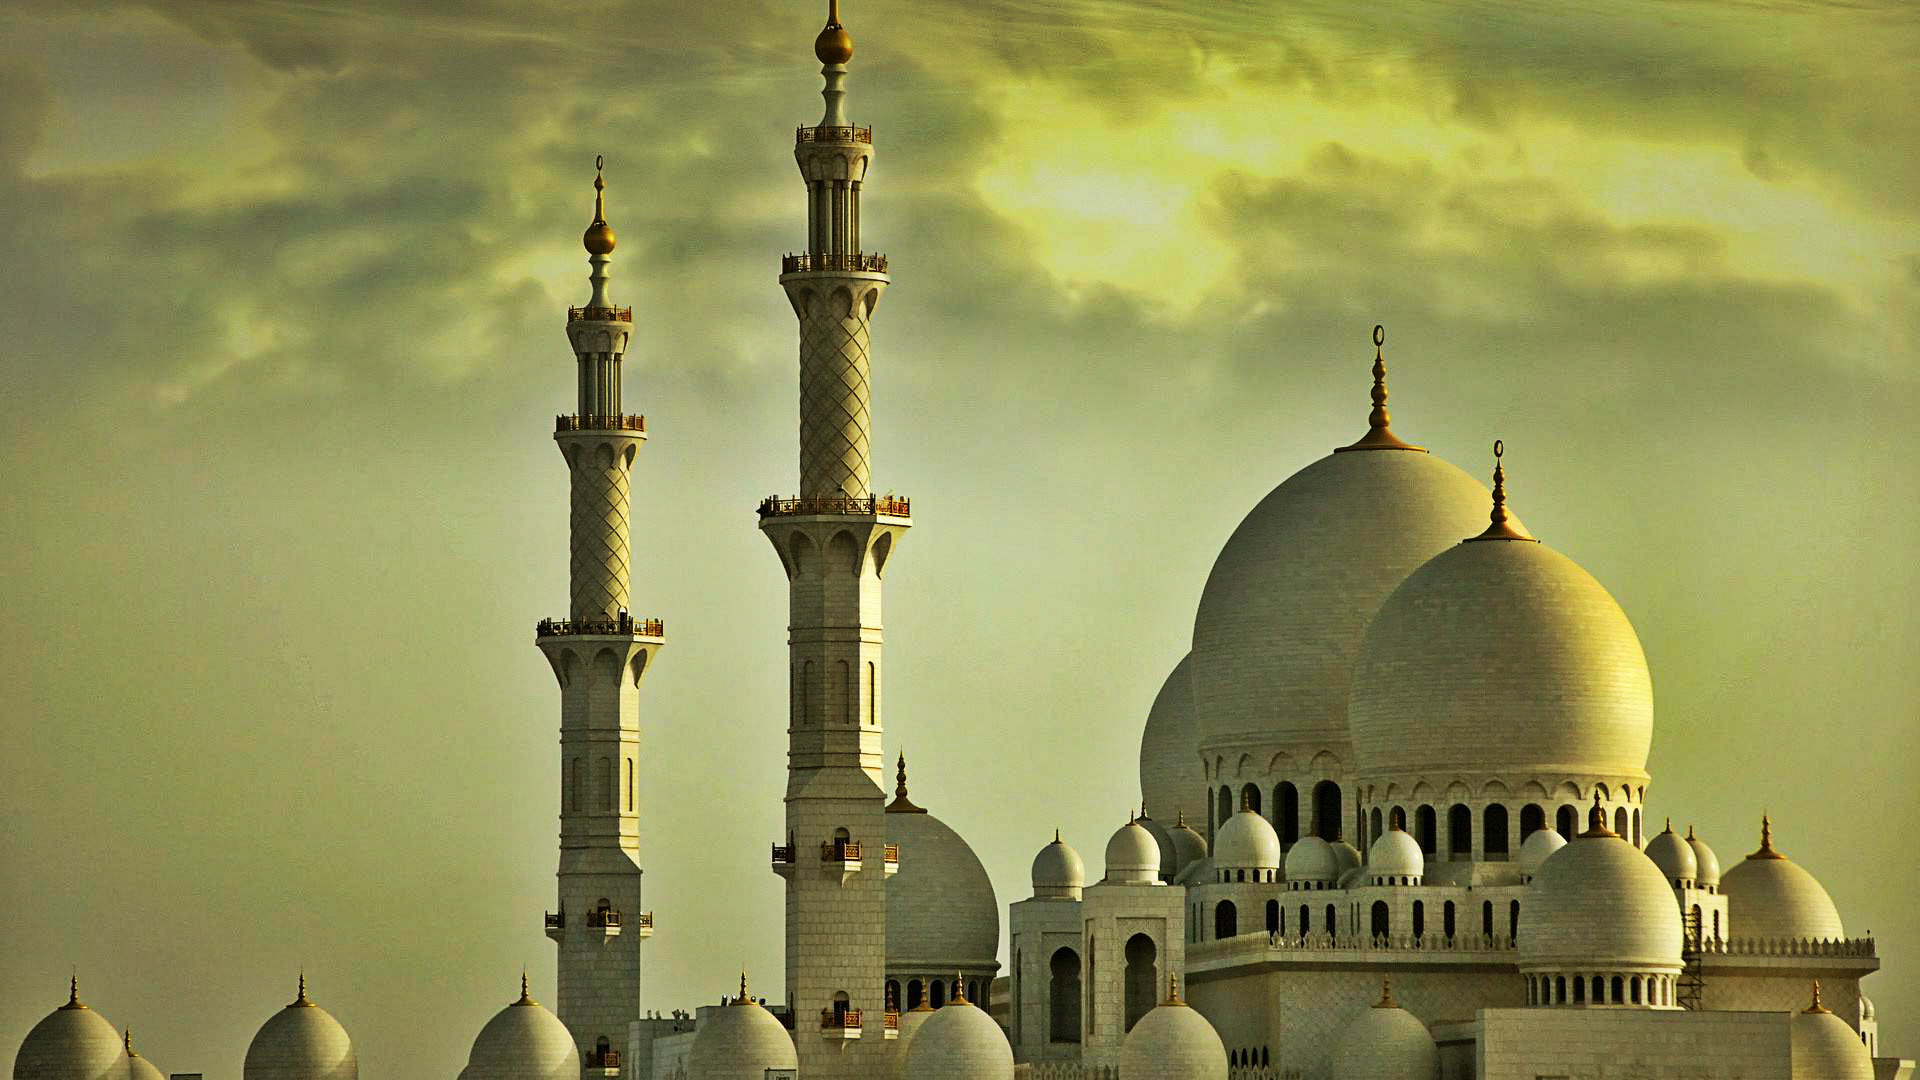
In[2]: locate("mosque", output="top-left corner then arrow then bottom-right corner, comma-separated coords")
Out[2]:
9,5 -> 1912,1080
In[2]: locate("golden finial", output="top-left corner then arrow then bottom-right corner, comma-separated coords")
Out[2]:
291,971 -> 315,1008
582,155 -> 616,256
1663,817 -> 1673,834
1749,813 -> 1786,860
516,971 -> 536,1007
124,1030 -> 136,1057
1686,823 -> 1696,840
1337,325 -> 1424,453
60,974 -> 85,1011
886,750 -> 925,813
1164,974 -> 1185,1006
1806,980 -> 1830,1014
1239,789 -> 1250,813
1054,828 -> 1062,843
1581,793 -> 1616,838
1467,440 -> 1537,542
732,970 -> 750,1005
1374,976 -> 1397,1008
1175,810 -> 1186,827
952,972 -> 969,1005
815,0 -> 854,65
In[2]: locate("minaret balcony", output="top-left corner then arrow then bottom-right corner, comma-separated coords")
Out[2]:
820,1009 -> 863,1041
772,843 -> 797,876
795,124 -> 872,144
757,494 -> 911,519
585,907 -> 623,939
555,414 -> 645,434
585,1048 -> 621,1076
882,843 -> 900,877
882,1011 -> 900,1039
822,840 -> 862,885
534,613 -> 665,641
780,251 -> 888,274
543,910 -> 565,943
567,305 -> 632,323
635,911 -> 654,938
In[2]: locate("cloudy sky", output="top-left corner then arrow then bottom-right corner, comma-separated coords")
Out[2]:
2,0 -> 1916,1075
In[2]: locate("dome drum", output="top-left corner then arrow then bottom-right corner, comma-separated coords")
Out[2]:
1358,782 -> 1647,867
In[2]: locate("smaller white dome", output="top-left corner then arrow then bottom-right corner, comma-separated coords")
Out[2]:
1644,820 -> 1697,886
1136,815 -> 1181,884
1285,836 -> 1336,886
1104,820 -> 1163,885
1332,840 -> 1362,877
12,981 -> 123,1080
1685,826 -> 1721,888
1331,983 -> 1437,1080
126,1050 -> 166,1080
1032,833 -> 1086,899
243,977 -> 358,1080
1519,803 -> 1682,974
1214,810 -> 1281,872
1167,815 -> 1209,874
1720,817 -> 1843,941
902,998 -> 1012,1080
1791,984 -> 1874,1080
687,987 -> 797,1080
1517,828 -> 1567,879
461,979 -> 579,1080
1368,826 -> 1423,884
1118,985 -> 1226,1080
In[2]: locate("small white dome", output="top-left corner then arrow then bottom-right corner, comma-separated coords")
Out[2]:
1791,985 -> 1873,1080
1331,840 -> 1362,877
1136,815 -> 1181,884
1104,820 -> 1162,884
902,999 -> 1012,1080
125,1050 -> 165,1080
1118,990 -> 1226,1080
12,982 -> 123,1080
1685,826 -> 1721,888
1214,810 -> 1281,872
461,981 -> 578,1080
1368,826 -> 1423,884
1644,821 -> 1697,886
1031,833 -> 1086,899
1519,807 -> 1682,973
1517,828 -> 1568,878
243,979 -> 357,1080
1167,817 -> 1209,875
886,784 -> 1000,973
1331,984 -> 1437,1080
1139,654 -> 1207,830
1285,836 -> 1337,886
1720,818 -> 1843,941
687,992 -> 796,1080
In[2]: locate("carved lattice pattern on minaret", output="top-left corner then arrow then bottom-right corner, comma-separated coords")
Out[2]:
799,295 -> 872,499
569,444 -> 633,619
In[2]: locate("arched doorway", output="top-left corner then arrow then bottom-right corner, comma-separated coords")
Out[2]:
1312,781 -> 1342,841
1047,948 -> 1081,1043
1215,900 -> 1238,939
1370,900 -> 1390,939
1123,934 -> 1157,1032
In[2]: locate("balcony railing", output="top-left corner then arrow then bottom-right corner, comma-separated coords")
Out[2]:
568,305 -> 632,323
758,494 -> 911,518
882,843 -> 900,862
586,1049 -> 621,1069
544,911 -> 564,930
772,843 -> 796,864
883,1011 -> 900,1031
536,613 -> 665,638
822,841 -> 862,862
821,1008 -> 863,1030
781,252 -> 889,274
556,414 -> 646,433
586,908 -> 623,928
635,911 -> 653,930
796,124 -> 873,144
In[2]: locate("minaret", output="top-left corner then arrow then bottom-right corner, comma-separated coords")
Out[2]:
761,5 -> 907,1078
537,157 -> 661,1080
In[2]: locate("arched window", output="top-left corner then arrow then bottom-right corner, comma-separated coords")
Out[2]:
1509,899 -> 1520,941
595,1036 -> 611,1066
1312,781 -> 1342,841
1481,900 -> 1494,939
887,979 -> 901,1012
1630,976 -> 1641,1004
1712,910 -> 1721,941
1556,804 -> 1578,840
1123,934 -> 1157,1032
1265,899 -> 1280,935
866,661 -> 876,726
930,980 -> 945,1008
1414,805 -> 1437,855
832,991 -> 851,1023
1689,904 -> 1702,945
1370,806 -> 1383,842
1277,782 -> 1299,845
1632,808 -> 1642,845
624,757 -> 634,812
1555,975 -> 1567,1004
1614,806 -> 1629,837
1591,976 -> 1604,1003
1484,804 -> 1510,857
1085,937 -> 1095,1039
1217,786 -> 1232,826
1520,803 -> 1545,839
1371,901 -> 1390,939
1215,900 -> 1238,940
1573,977 -> 1585,1004
1448,804 -> 1472,857
1300,905 -> 1310,935
907,978 -> 923,1008
1325,903 -> 1337,936
597,756 -> 614,811
1443,900 -> 1456,939
1240,783 -> 1262,816
1412,900 -> 1425,939
568,757 -> 581,812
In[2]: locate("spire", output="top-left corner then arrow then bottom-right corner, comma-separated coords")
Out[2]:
1175,810 -> 1186,828
1686,823 -> 1697,841
516,971 -> 536,1007
814,0 -> 854,126
1054,828 -> 1062,843
124,1030 -> 137,1057
291,971 -> 314,1008
1336,325 -> 1424,453
1581,793 -> 1617,838
1663,817 -> 1673,834
1806,980 -> 1830,1014
1374,976 -> 1397,1009
885,751 -> 926,813
731,970 -> 751,1005
1164,974 -> 1185,1006
951,972 -> 969,1005
1748,813 -> 1787,860
580,155 -> 619,312
1466,440 -> 1538,542
60,974 -> 85,1011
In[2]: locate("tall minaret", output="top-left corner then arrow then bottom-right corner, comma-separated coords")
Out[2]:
761,5 -> 907,1077
537,157 -> 661,1080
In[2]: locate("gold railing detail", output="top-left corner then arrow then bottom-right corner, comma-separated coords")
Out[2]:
796,125 -> 873,144
556,414 -> 645,433
782,252 -> 889,273
568,306 -> 632,323
758,495 -> 911,518
536,614 -> 664,638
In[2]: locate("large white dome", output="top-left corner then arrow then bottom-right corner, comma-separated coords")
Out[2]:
886,778 -> 1000,972
1192,443 -> 1501,760
901,998 -> 1012,1080
459,980 -> 579,1080
1118,991 -> 1226,1080
11,982 -> 124,1080
1349,534 -> 1652,782
1720,819 -> 1843,941
243,979 -> 357,1080
1139,654 -> 1206,829
1791,985 -> 1873,1080
1330,984 -> 1437,1080
1519,811 -> 1682,972
686,992 -> 796,1080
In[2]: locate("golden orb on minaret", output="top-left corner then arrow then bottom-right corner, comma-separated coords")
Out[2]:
815,0 -> 853,65
583,154 -> 617,256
